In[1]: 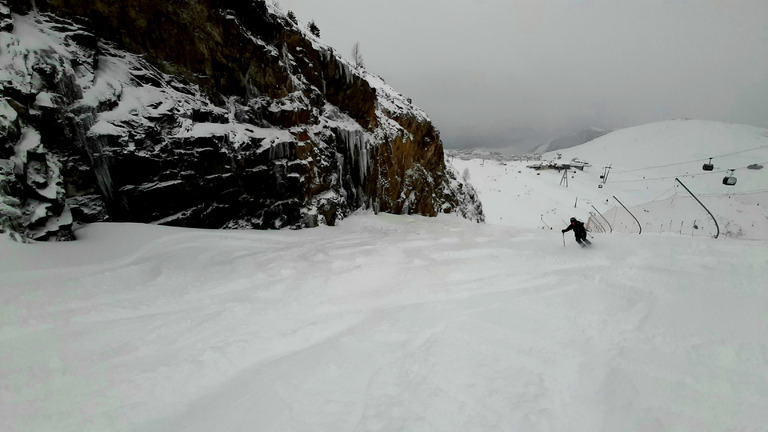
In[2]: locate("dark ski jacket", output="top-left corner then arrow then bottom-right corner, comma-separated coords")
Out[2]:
563,220 -> 587,238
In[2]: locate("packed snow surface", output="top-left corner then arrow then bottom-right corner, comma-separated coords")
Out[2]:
3,218 -> 768,432
2,120 -> 768,431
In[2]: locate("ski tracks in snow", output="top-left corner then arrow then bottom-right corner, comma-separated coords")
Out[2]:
2,215 -> 768,431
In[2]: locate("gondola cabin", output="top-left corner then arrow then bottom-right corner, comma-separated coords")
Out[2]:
702,158 -> 714,171
723,169 -> 737,186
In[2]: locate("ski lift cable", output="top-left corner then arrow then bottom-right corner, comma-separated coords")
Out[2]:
610,159 -> 768,183
611,170 -> 728,183
611,144 -> 768,173
697,188 -> 768,197
649,185 -> 678,202
669,185 -> 768,197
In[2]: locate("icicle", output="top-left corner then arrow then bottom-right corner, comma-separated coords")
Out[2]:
74,113 -> 115,200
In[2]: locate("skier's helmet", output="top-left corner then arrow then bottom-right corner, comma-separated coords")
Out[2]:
570,217 -> 576,222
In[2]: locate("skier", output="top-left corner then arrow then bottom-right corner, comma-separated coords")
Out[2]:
562,217 -> 591,247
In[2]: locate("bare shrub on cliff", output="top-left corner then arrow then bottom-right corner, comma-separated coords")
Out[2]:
308,20 -> 320,37
351,42 -> 365,69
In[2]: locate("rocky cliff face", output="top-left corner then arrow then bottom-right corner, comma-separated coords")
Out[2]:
0,0 -> 483,240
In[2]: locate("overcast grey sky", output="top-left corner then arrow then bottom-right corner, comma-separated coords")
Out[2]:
281,0 -> 768,151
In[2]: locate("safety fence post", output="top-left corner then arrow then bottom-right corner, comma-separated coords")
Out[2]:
613,196 -> 642,234
674,178 -> 719,239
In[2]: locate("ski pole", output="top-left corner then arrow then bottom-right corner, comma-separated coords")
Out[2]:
562,232 -> 566,247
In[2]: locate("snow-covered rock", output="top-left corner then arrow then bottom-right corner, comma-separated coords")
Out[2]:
0,0 -> 483,240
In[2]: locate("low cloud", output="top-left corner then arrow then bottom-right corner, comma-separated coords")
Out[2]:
284,0 -> 768,150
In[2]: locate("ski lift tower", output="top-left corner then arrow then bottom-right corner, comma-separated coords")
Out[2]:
600,165 -> 612,184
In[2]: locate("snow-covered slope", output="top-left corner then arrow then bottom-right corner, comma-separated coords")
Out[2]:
558,120 -> 768,175
452,120 -> 768,240
2,119 -> 768,431
2,213 -> 767,431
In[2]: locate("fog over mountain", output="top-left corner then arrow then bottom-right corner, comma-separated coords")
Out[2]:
282,0 -> 768,152
533,127 -> 612,154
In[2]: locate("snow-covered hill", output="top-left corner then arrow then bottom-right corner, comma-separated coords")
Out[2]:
453,120 -> 768,240
2,119 -> 767,431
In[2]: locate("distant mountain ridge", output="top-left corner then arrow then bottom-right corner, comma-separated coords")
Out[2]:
533,127 -> 611,154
